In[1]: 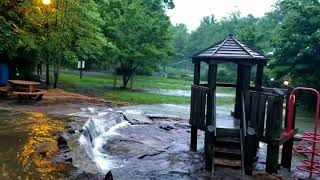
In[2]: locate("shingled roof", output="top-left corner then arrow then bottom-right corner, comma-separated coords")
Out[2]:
192,34 -> 267,64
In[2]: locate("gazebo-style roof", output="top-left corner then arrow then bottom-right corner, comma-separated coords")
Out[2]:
189,34 -> 296,175
192,34 -> 267,65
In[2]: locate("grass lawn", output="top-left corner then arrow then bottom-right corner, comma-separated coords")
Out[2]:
59,72 -> 192,90
59,72 -> 235,93
59,71 -> 235,105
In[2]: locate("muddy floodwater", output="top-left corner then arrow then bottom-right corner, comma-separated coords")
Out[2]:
0,104 -> 318,179
0,110 -> 75,179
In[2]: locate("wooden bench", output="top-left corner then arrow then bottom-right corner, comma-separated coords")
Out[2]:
12,90 -> 47,102
0,85 -> 12,97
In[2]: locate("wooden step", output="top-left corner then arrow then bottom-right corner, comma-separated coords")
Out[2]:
214,147 -> 242,160
216,137 -> 241,149
214,127 -> 243,167
214,158 -> 242,167
216,128 -> 240,138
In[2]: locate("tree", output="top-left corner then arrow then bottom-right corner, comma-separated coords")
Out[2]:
270,0 -> 320,109
271,0 -> 320,88
170,24 -> 190,58
21,0 -> 107,88
0,0 -> 37,58
102,0 -> 172,88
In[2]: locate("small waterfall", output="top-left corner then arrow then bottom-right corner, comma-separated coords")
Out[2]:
74,108 -> 130,173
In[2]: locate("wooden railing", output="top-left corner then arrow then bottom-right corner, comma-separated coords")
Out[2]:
189,85 -> 209,131
245,88 -> 297,174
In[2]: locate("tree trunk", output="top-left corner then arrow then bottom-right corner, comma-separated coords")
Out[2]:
53,71 -> 59,88
46,61 -> 50,87
113,72 -> 117,88
130,74 -> 134,89
122,74 -> 131,88
163,65 -> 167,78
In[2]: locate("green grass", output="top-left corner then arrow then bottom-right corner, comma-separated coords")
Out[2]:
59,72 -> 235,93
59,73 -> 114,87
59,71 -> 235,105
104,89 -> 234,105
59,72 -> 192,90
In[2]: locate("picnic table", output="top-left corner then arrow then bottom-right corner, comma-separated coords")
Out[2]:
8,80 -> 46,102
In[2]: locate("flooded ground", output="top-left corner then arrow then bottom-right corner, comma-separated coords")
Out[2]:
0,103 -> 318,179
0,111 -> 75,179
74,106 -> 317,179
141,88 -> 235,98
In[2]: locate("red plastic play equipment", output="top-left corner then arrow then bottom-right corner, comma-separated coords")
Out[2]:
286,87 -> 320,178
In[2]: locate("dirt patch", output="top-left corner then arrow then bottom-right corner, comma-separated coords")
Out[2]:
0,88 -> 127,115
44,88 -> 125,106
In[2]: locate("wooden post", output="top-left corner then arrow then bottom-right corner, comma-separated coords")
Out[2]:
80,68 -> 83,79
266,96 -> 283,174
255,63 -> 264,91
205,63 -> 217,172
190,61 -> 201,151
281,88 -> 296,170
245,127 -> 257,175
235,64 -> 252,119
266,144 -> 280,174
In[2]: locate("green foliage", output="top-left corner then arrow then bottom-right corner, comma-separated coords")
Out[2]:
168,12 -> 277,83
0,0 -> 107,87
169,24 -> 190,59
271,0 -> 320,88
101,0 -> 173,87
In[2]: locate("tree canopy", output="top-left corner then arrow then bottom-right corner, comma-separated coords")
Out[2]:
1,0 -> 320,93
102,0 -> 173,87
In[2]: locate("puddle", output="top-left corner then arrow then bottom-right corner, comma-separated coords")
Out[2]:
117,104 -> 234,120
141,88 -> 235,97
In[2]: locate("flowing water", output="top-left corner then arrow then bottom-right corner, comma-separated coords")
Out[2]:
0,104 -> 315,179
141,88 -> 235,97
75,107 -> 212,179
74,108 -> 131,173
0,110 -> 75,179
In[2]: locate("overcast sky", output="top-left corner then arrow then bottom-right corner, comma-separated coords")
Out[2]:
166,0 -> 278,31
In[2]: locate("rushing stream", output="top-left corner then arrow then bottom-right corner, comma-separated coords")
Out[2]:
75,108 -> 131,173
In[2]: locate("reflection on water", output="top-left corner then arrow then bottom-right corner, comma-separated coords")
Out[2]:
0,111 -> 73,179
295,108 -> 316,133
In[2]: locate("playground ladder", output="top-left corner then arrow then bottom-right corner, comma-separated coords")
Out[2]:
287,87 -> 320,178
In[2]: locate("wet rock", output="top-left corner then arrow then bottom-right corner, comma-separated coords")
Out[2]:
122,112 -> 153,125
138,150 -> 165,159
104,171 -> 113,180
158,124 -> 175,131
63,153 -> 73,163
36,142 -> 57,158
52,152 -> 73,164
52,131 -> 63,136
57,134 -> 69,150
68,129 -> 76,134
71,171 -> 106,180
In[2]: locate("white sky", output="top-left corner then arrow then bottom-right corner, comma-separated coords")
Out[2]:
166,0 -> 278,31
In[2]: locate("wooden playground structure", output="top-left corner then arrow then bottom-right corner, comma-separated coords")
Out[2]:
189,34 -> 298,175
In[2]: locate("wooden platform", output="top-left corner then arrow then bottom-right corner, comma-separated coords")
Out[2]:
216,113 -> 240,129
